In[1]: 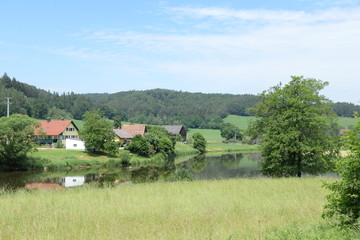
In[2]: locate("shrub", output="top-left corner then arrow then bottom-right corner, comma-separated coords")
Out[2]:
323,155 -> 360,227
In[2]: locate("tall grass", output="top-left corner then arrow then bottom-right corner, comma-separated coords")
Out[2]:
1,178 -> 357,239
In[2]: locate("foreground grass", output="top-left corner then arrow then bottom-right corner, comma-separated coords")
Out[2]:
1,178 -> 358,240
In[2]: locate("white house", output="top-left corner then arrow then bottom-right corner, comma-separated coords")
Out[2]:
65,139 -> 86,150
59,176 -> 85,188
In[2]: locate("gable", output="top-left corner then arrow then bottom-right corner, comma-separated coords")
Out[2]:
35,120 -> 78,136
162,125 -> 185,135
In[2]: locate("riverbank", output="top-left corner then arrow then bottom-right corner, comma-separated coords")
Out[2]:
25,141 -> 259,170
0,177 -> 358,239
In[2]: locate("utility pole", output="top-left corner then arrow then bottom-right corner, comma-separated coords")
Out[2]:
5,97 -> 11,117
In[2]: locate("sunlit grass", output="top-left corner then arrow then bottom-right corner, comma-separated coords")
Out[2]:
1,178 -> 357,240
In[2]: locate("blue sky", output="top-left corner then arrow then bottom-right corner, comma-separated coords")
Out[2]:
1,0 -> 359,103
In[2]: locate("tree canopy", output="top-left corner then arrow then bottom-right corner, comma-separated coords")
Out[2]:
0,114 -> 39,170
248,76 -> 339,177
220,123 -> 243,141
192,132 -> 207,154
80,110 -> 118,155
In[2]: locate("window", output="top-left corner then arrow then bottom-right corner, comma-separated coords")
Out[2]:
66,128 -> 74,132
73,144 -> 77,147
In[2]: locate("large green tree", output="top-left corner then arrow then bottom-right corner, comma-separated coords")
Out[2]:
248,76 -> 339,177
80,110 -> 119,155
0,114 -> 39,170
192,132 -> 207,154
220,123 -> 243,141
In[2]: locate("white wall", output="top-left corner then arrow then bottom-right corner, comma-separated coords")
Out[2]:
60,176 -> 85,188
65,139 -> 85,150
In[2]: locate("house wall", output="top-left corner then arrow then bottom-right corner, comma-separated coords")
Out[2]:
62,122 -> 79,139
65,139 -> 86,150
59,176 -> 85,188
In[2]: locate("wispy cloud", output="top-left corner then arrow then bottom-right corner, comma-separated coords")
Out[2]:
47,6 -> 360,100
167,6 -> 360,24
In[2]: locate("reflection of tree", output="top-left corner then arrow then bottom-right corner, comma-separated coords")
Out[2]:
191,154 -> 207,173
220,153 -> 244,169
130,158 -> 177,183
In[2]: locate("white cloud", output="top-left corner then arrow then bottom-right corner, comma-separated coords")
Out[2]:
49,6 -> 360,102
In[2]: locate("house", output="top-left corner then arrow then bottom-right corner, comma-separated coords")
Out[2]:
113,124 -> 147,145
34,119 -> 80,145
65,139 -> 86,150
59,176 -> 85,188
162,125 -> 187,141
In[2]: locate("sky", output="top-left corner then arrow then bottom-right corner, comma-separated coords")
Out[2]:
0,0 -> 359,103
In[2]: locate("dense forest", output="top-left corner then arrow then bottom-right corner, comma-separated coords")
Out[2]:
1,73 -> 359,128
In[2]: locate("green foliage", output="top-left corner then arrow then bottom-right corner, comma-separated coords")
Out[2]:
128,135 -> 151,157
0,114 -> 39,170
192,132 -> 207,153
249,76 -> 339,177
158,137 -> 175,155
119,151 -> 131,165
113,115 -> 122,128
220,123 -> 243,141
323,116 -> 360,227
55,140 -> 63,149
80,110 -> 118,155
323,155 -> 360,226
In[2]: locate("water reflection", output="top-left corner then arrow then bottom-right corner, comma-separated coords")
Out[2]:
180,152 -> 261,180
0,152 -> 261,190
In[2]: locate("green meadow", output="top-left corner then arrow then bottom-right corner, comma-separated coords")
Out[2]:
224,115 -> 357,130
0,178 -> 358,240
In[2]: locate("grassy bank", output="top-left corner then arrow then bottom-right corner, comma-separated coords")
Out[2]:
0,177 -> 358,239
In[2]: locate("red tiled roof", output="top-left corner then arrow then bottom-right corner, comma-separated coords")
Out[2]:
35,120 -> 73,136
122,125 -> 147,137
25,183 -> 64,190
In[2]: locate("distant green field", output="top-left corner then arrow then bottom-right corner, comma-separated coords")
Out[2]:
336,117 -> 356,129
224,115 -> 256,130
224,115 -> 357,130
188,129 -> 223,143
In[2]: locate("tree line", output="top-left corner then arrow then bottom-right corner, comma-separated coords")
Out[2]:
1,73 -> 360,129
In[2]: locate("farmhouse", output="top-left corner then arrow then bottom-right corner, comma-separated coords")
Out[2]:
113,124 -> 147,145
34,119 -> 80,145
162,125 -> 187,141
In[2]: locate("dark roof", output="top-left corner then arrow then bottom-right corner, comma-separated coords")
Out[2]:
113,128 -> 133,139
162,125 -> 185,135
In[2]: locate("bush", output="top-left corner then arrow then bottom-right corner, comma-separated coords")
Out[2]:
192,132 -> 207,153
323,155 -> 360,227
119,151 -> 132,165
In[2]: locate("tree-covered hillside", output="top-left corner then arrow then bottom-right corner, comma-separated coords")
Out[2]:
0,73 -> 92,119
1,73 -> 359,128
84,89 -> 260,128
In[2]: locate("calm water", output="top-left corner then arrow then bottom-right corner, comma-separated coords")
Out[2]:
0,152 -> 261,190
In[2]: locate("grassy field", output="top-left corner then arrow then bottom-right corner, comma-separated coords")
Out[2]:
224,115 -> 256,130
0,177 -> 358,240
336,117 -> 357,129
224,115 -> 357,130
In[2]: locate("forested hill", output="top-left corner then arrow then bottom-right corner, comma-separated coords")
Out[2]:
1,73 -> 360,128
83,90 -> 260,128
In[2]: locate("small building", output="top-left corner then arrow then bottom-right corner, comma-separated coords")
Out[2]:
65,139 -> 86,150
59,176 -> 85,188
34,119 -> 80,145
162,125 -> 187,141
113,124 -> 147,145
